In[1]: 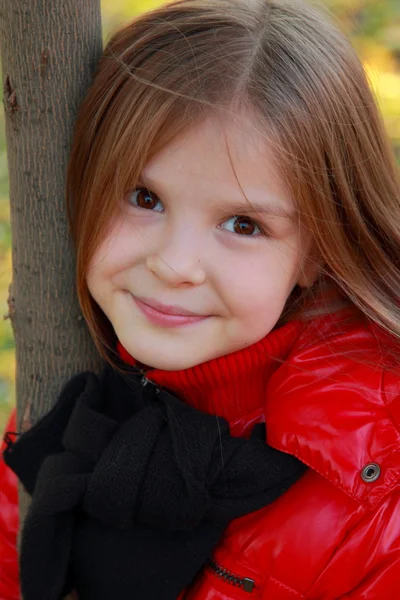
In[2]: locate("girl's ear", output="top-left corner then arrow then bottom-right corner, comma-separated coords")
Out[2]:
297,253 -> 324,289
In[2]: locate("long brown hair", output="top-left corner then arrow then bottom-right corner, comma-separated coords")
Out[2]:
66,0 -> 400,363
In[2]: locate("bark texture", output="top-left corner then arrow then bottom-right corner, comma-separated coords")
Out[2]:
0,0 -> 103,540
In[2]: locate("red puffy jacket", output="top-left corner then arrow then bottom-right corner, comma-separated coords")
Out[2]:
1,313 -> 400,599
0,410 -> 19,600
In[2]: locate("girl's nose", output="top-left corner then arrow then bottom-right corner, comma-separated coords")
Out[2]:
146,250 -> 206,287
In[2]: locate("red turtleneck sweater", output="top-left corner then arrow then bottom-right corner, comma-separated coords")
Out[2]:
117,319 -> 304,437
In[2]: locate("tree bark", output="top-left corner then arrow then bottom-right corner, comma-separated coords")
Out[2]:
0,0 -> 104,587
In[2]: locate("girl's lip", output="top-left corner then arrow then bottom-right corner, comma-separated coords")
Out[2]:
132,296 -> 209,327
134,295 -> 203,317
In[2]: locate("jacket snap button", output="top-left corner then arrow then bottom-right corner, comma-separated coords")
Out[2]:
360,463 -> 380,483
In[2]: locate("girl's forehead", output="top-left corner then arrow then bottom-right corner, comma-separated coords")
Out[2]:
144,112 -> 271,172
141,113 -> 295,214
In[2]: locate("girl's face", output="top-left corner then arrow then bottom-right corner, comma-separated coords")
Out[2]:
87,112 -> 313,370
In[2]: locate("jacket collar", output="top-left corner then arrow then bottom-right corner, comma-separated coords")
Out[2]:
265,313 -> 400,510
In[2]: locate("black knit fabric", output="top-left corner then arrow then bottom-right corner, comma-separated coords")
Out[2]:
3,365 -> 306,600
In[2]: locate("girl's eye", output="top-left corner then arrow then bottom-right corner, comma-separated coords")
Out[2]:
129,187 -> 163,212
220,216 -> 262,236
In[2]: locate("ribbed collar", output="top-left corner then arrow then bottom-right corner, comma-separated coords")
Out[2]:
117,319 -> 304,426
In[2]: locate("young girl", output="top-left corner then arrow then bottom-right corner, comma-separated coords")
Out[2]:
1,0 -> 400,598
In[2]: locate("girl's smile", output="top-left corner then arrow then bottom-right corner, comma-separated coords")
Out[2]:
130,294 -> 211,327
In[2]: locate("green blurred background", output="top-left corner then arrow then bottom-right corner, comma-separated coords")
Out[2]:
1,0 -> 399,431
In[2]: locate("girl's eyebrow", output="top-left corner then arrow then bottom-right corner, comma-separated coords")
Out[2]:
218,200 -> 297,222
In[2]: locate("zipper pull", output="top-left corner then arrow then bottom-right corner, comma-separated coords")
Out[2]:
207,558 -> 255,593
242,578 -> 255,593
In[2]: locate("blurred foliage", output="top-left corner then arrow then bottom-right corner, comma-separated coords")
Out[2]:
0,0 -> 399,430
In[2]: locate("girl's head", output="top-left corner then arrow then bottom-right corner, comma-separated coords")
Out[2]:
67,0 -> 400,370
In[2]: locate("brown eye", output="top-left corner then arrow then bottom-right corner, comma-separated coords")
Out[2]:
233,217 -> 258,235
129,188 -> 163,211
221,215 -> 262,236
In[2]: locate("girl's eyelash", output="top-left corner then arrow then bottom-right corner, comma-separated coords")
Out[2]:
129,187 -> 270,238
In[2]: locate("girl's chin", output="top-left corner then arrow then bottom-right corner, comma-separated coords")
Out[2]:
116,338 -> 199,371
115,313 -> 224,371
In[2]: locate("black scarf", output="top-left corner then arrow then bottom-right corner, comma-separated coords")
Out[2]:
4,364 -> 306,600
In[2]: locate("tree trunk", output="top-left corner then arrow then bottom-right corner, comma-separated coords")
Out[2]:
0,0 -> 103,591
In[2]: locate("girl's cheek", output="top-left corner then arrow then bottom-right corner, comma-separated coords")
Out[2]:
96,220 -> 148,270
219,254 -> 298,315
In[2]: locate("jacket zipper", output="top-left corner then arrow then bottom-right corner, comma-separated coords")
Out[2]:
207,558 -> 255,593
